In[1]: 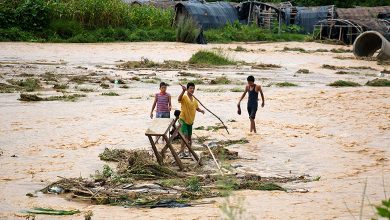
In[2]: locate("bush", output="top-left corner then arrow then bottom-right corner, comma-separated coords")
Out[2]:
275,82 -> 298,87
189,50 -> 236,66
0,27 -> 38,41
0,0 -> 50,30
365,78 -> 390,87
328,80 -> 361,87
49,20 -> 83,39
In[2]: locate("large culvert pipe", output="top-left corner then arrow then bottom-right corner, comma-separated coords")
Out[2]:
353,31 -> 390,60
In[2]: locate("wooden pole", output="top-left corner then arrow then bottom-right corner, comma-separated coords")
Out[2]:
179,84 -> 229,134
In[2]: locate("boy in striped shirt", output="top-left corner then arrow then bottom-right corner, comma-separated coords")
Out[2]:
150,82 -> 172,119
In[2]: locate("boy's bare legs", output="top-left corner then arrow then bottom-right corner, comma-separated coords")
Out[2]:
179,135 -> 191,155
249,118 -> 257,133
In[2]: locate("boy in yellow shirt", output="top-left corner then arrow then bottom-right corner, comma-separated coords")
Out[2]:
178,82 -> 205,156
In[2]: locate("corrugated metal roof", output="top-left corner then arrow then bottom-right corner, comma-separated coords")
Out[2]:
336,6 -> 390,20
175,1 -> 238,29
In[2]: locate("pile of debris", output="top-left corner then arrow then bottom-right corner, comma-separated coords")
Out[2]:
37,139 -> 316,208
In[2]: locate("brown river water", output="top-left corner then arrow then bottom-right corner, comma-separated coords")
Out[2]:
0,42 -> 389,219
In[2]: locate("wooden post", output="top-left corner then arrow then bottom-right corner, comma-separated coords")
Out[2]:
162,135 -> 184,170
147,135 -> 163,165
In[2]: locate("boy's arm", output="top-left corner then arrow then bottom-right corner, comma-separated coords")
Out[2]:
150,95 -> 157,119
168,95 -> 172,111
258,85 -> 265,107
196,107 -> 205,114
178,85 -> 186,102
237,86 -> 248,105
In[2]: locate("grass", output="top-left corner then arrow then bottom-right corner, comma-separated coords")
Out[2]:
210,76 -> 231,85
330,48 -> 352,53
230,87 -> 245,92
69,75 -> 91,84
185,176 -> 202,192
19,93 -> 86,102
78,87 -> 95,92
7,78 -> 41,92
204,22 -> 306,43
25,208 -> 80,216
53,84 -> 68,90
0,83 -> 21,93
239,181 -> 285,191
334,71 -> 357,75
296,69 -> 309,74
251,63 -> 281,69
366,79 -> 390,87
322,64 -> 375,70
179,78 -> 205,85
275,82 -> 298,87
100,83 -> 110,89
189,50 -> 236,66
233,46 -> 249,52
282,47 -> 307,53
198,87 -> 227,93
328,80 -> 361,87
101,92 -> 119,96
177,71 -> 201,78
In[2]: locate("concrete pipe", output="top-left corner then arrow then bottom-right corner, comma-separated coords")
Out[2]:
353,31 -> 390,60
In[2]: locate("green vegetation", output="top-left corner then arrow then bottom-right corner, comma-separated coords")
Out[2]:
7,78 -> 41,92
233,46 -> 249,52
204,22 -> 306,43
25,208 -> 80,216
296,69 -> 310,74
101,92 -> 119,96
18,93 -> 86,102
283,47 -> 307,53
179,78 -> 205,85
0,0 -> 175,42
210,76 -> 231,85
275,82 -> 298,87
189,51 -> 236,66
366,79 -> 390,87
53,84 -> 68,90
0,0 -> 385,43
328,80 -> 361,87
230,87 -> 245,92
376,198 -> 390,219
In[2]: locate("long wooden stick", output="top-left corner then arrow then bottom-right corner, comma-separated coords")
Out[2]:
194,134 -> 224,175
179,84 -> 230,134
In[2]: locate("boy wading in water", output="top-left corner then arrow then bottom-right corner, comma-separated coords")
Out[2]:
178,83 -> 205,156
238,76 -> 265,133
150,82 -> 172,119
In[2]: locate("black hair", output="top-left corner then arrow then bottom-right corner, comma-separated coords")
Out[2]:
187,82 -> 195,89
247,75 -> 255,82
160,82 -> 167,88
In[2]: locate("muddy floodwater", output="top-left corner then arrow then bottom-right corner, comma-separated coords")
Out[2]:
0,42 -> 389,219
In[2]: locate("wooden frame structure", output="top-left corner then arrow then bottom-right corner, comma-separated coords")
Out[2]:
145,117 -> 200,171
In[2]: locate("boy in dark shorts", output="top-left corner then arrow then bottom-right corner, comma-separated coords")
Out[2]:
178,83 -> 205,155
237,76 -> 265,133
150,82 -> 172,119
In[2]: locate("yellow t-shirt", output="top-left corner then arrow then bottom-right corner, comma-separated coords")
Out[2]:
179,94 -> 198,125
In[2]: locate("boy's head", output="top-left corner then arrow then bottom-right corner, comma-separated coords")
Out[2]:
160,82 -> 167,92
247,75 -> 255,86
187,82 -> 195,95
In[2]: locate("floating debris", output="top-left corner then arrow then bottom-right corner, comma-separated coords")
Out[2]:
24,208 -> 80,216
